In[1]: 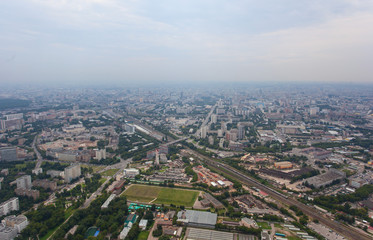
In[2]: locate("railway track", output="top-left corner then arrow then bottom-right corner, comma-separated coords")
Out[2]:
186,148 -> 372,240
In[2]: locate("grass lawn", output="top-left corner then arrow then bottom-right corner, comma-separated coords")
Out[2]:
123,184 -> 199,207
100,169 -> 119,177
82,164 -> 105,172
274,223 -> 283,228
257,222 -> 271,229
40,226 -> 59,240
137,231 -> 149,240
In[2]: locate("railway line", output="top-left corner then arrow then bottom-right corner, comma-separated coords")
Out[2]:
186,148 -> 372,240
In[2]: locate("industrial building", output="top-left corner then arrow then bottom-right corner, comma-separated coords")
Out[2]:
185,227 -> 235,240
274,161 -> 293,169
202,193 -> 224,209
177,210 -> 217,229
304,168 -> 346,188
0,198 -> 19,217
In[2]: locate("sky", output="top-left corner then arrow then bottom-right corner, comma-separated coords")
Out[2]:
1,0 -> 373,86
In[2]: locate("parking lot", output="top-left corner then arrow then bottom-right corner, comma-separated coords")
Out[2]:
308,222 -> 345,240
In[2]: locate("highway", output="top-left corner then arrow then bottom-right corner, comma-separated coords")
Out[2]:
185,148 -> 372,240
32,135 -> 43,169
195,103 -> 217,137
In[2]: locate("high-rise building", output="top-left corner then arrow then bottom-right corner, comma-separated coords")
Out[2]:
64,165 -> 81,183
16,175 -> 32,190
211,114 -> 217,124
201,126 -> 207,138
0,198 -> 19,217
0,147 -> 17,162
310,107 -> 319,116
94,149 -> 106,160
238,125 -> 245,140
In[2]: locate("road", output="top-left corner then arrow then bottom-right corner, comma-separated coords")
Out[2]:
32,135 -> 43,169
195,103 -> 217,137
185,148 -> 372,240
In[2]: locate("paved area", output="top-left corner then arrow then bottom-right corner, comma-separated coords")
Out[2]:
308,222 -> 346,240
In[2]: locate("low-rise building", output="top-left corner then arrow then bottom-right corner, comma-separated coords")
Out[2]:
274,161 -> 293,169
123,168 -> 139,178
202,193 -> 224,209
2,215 -> 28,233
177,210 -> 217,229
14,188 -> 40,200
33,179 -> 57,191
0,223 -> 17,240
101,194 -> 116,209
139,219 -> 148,230
304,168 -> 346,188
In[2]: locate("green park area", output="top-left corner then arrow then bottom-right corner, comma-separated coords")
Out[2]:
123,184 -> 199,207
100,168 -> 119,177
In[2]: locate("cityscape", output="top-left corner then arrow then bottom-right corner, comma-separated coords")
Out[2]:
1,1 -> 373,240
0,84 -> 372,240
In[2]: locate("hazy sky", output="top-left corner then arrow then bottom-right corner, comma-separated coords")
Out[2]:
1,0 -> 373,86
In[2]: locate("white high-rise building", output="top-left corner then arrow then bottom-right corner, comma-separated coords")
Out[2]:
200,126 -> 207,138
64,165 -> 81,183
238,125 -> 245,140
0,198 -> 19,216
211,114 -> 217,124
16,175 -> 32,190
94,149 -> 106,160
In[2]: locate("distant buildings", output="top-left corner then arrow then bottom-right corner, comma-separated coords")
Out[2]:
64,164 -> 81,183
0,198 -> 19,217
0,114 -> 24,131
124,124 -> 135,134
0,147 -> 17,162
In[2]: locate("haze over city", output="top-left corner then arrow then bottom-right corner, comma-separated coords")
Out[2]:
1,0 -> 373,86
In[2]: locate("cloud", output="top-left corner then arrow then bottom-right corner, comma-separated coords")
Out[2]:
0,0 -> 373,84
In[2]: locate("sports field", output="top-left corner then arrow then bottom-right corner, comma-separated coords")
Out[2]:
123,184 -> 199,207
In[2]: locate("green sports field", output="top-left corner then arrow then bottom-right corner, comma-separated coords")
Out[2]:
123,184 -> 199,207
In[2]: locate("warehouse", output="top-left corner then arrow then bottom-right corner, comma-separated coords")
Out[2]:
274,161 -> 293,169
177,210 -> 217,229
